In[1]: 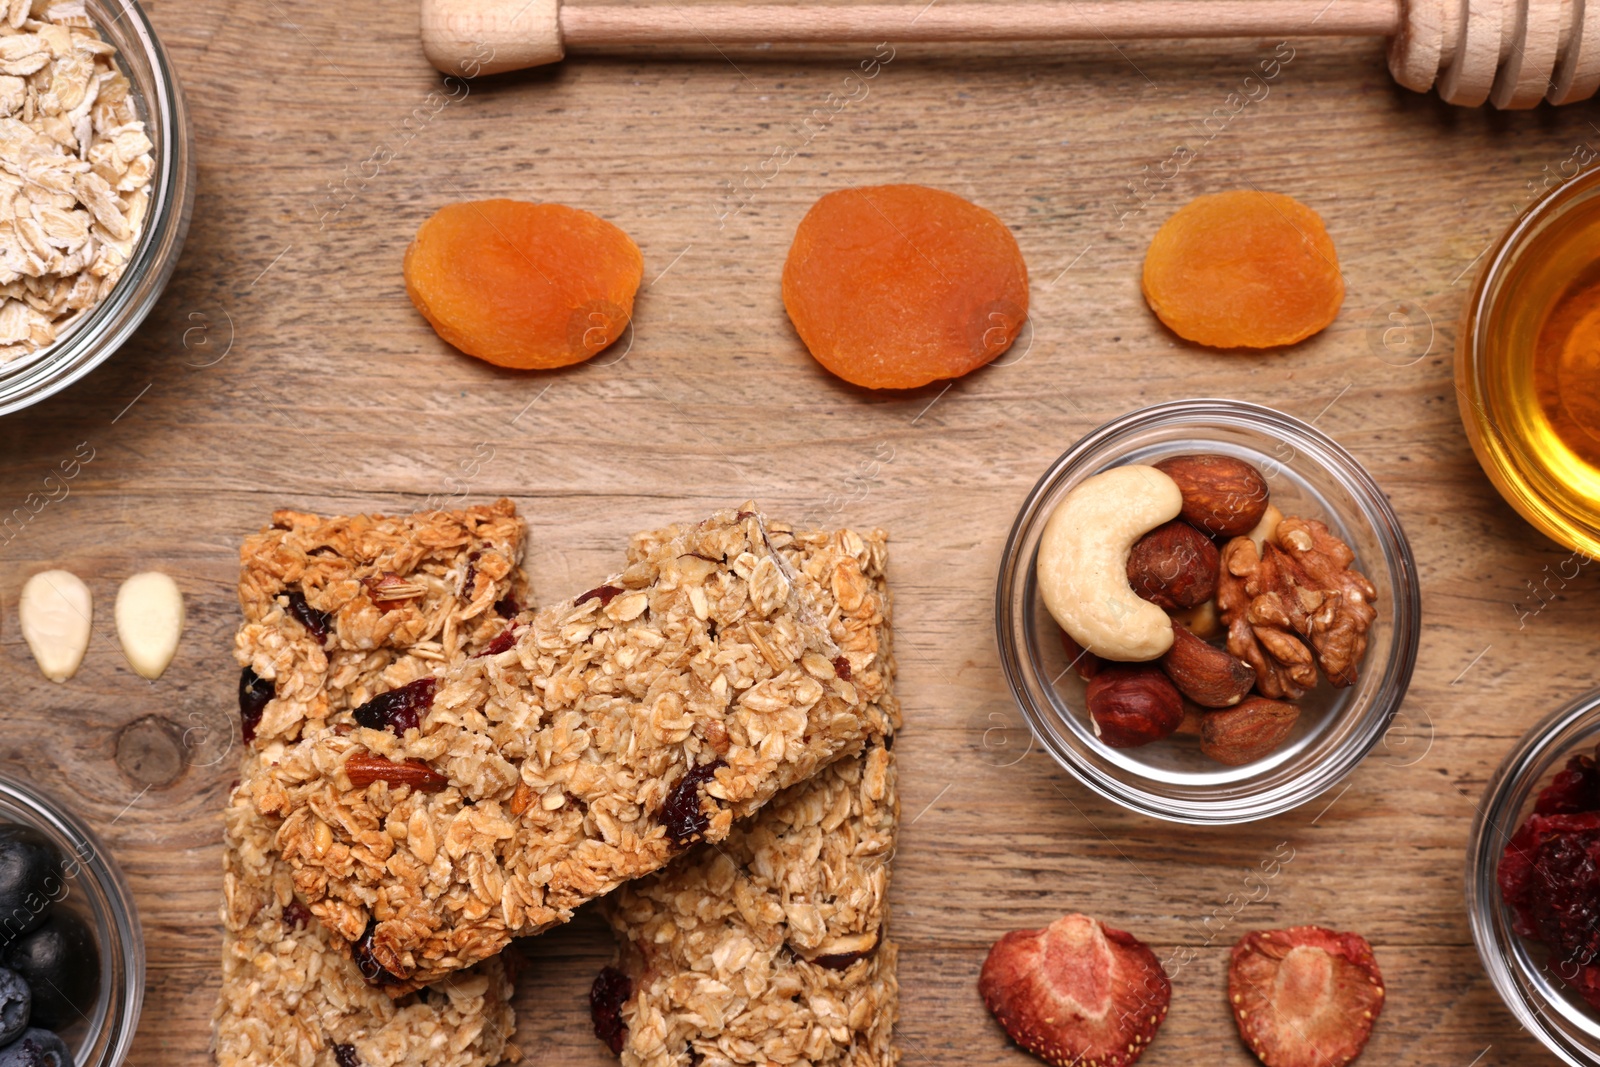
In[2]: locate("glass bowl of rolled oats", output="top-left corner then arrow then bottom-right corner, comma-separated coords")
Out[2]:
0,0 -> 191,415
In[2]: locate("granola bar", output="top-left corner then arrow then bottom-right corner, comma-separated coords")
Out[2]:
252,506 -> 894,988
214,502 -> 526,1067
598,524 -> 899,1067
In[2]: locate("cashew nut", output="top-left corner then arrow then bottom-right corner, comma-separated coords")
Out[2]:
1036,465 -> 1183,661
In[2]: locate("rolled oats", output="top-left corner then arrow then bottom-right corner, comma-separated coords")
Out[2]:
214,501 -> 527,1067
0,0 -> 154,363
254,505 -> 894,988
602,524 -> 899,1067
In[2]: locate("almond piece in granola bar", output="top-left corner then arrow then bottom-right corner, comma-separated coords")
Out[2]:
253,505 -> 893,988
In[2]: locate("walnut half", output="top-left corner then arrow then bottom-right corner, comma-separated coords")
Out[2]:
1216,517 -> 1378,699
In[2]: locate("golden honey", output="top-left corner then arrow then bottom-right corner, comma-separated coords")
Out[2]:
1460,172 -> 1600,557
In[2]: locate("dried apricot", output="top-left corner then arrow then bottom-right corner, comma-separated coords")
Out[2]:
1142,190 -> 1343,349
404,199 -> 642,370
782,184 -> 1029,389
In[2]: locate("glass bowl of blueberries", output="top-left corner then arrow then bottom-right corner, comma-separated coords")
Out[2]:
0,777 -> 142,1067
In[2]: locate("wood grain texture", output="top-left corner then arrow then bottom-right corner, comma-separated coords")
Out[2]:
1,2 -> 1598,1064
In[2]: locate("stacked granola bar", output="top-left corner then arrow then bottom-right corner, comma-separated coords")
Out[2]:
214,503 -> 900,1067
598,524 -> 900,1067
214,502 -> 524,1067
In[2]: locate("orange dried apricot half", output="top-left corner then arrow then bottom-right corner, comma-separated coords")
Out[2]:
782,184 -> 1029,390
1141,190 -> 1343,349
404,199 -> 643,370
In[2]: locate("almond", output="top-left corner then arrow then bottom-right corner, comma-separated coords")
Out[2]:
114,571 -> 183,680
345,754 -> 449,793
1126,519 -> 1219,610
1153,454 -> 1270,538
1160,623 -> 1256,708
1200,697 -> 1300,766
19,569 -> 92,683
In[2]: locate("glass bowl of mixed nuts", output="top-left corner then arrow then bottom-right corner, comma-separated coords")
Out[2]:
0,772 -> 143,1067
995,398 -> 1421,824
0,0 -> 193,416
1468,688 -> 1600,1067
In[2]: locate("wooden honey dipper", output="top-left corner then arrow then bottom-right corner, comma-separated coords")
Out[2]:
421,0 -> 1599,108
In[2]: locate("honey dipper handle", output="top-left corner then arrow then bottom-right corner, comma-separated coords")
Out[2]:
422,0 -> 1400,76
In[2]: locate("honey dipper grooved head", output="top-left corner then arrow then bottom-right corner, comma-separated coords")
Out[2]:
1390,0 -> 1600,107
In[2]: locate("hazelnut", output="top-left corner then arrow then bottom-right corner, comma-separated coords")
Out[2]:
1059,629 -> 1102,681
1126,520 -> 1220,610
1086,665 -> 1184,748
1153,454 -> 1270,538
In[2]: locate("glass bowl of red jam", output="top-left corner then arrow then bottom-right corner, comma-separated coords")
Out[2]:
1469,688 -> 1600,1065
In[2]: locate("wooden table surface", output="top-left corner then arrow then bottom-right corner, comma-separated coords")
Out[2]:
1,1 -> 1597,1064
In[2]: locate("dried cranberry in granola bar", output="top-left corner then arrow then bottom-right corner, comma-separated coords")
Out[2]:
253,506 -> 893,987
214,502 -> 526,1067
596,524 -> 899,1067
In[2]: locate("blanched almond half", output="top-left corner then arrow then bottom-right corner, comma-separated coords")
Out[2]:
19,569 -> 92,683
115,571 -> 183,680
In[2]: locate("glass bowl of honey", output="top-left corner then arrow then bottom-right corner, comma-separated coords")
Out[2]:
1459,168 -> 1600,557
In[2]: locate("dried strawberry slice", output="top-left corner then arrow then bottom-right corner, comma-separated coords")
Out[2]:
1229,926 -> 1385,1067
979,913 -> 1169,1067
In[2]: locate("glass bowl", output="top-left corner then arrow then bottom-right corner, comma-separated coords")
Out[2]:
0,775 -> 143,1067
1457,167 -> 1600,558
1467,688 -> 1600,1067
0,0 -> 194,416
995,398 -> 1422,824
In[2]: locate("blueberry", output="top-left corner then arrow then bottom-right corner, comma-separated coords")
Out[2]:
0,1029 -> 73,1067
0,830 -> 59,948
0,968 -> 28,1046
2,915 -> 95,1031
